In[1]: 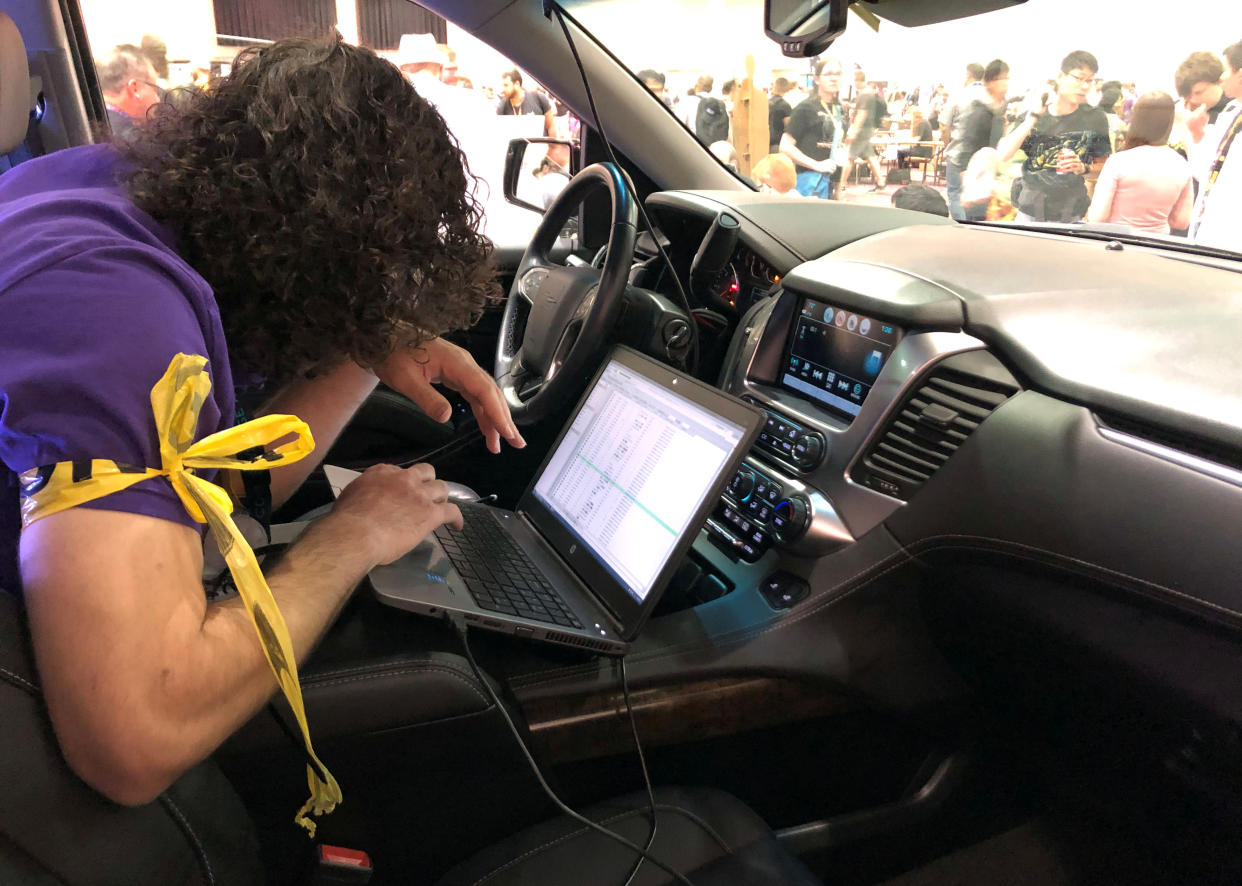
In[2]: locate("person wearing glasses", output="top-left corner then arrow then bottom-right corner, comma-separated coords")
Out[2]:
780,58 -> 846,199
97,44 -> 164,141
997,50 -> 1112,222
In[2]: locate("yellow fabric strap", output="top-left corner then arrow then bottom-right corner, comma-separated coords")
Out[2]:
19,354 -> 340,836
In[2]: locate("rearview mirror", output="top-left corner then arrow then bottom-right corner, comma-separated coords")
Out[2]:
764,0 -> 849,57
503,137 -> 577,214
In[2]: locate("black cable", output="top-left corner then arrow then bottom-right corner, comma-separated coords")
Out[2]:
549,3 -> 701,377
619,655 -> 657,886
449,617 -> 695,886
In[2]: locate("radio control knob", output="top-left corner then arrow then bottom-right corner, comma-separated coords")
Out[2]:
772,496 -> 809,542
801,434 -> 823,465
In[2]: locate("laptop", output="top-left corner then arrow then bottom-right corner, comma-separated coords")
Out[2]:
369,345 -> 763,655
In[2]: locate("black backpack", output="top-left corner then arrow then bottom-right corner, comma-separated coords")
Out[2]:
695,96 -> 730,144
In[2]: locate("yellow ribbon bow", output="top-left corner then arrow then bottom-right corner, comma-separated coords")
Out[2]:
19,353 -> 340,836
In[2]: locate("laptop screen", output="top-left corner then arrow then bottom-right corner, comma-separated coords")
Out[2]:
532,356 -> 749,604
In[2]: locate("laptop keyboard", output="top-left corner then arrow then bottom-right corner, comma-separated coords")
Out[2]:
434,506 -> 585,629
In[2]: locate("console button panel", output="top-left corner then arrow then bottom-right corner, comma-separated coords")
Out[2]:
744,397 -> 826,471
709,462 -> 790,562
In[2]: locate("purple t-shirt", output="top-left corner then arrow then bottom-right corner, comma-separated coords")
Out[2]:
0,144 -> 233,596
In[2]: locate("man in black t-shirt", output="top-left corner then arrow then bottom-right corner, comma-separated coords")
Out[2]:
998,50 -> 1112,222
768,77 -> 794,154
846,76 -> 887,191
497,68 -> 555,136
780,58 -> 846,199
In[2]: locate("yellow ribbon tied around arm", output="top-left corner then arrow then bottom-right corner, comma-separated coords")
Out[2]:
19,353 -> 340,836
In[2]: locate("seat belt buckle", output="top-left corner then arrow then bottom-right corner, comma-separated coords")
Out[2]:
305,844 -> 373,884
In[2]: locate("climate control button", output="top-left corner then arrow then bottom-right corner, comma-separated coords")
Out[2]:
730,468 -> 756,502
772,496 -> 810,542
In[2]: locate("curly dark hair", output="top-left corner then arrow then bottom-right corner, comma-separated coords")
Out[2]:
120,35 -> 498,388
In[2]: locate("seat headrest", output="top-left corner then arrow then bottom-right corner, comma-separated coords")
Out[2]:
1,12 -> 32,156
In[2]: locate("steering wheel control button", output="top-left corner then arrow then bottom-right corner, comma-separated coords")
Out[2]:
518,267 -> 549,299
759,572 -> 811,610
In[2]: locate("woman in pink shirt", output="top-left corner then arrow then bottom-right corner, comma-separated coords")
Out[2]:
1088,92 -> 1193,234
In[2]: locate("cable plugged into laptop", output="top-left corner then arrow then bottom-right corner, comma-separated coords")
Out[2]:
448,613 -> 695,885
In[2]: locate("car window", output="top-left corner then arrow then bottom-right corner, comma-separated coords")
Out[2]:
75,0 -> 577,250
564,0 -> 1240,258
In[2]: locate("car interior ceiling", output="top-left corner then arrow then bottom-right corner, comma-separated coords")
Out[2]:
3,1 -> 1242,885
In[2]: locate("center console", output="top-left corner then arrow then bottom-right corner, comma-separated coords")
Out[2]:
699,259 -> 994,575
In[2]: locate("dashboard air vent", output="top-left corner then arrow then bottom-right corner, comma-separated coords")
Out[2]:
855,352 -> 1019,501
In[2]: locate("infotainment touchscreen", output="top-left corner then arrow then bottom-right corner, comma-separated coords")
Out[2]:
780,298 -> 902,419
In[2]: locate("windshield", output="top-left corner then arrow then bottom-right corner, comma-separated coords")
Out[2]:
565,0 -> 1240,257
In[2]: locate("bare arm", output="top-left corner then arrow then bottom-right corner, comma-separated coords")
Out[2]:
1086,157 -> 1117,223
996,113 -> 1038,164
543,108 -> 556,137
262,339 -> 523,508
1170,175 -> 1194,230
261,360 -> 379,510
846,107 -> 868,144
779,131 -> 833,174
20,462 -> 460,806
941,103 -> 957,146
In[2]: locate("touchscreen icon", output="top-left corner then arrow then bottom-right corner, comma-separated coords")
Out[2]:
859,318 -> 871,336
847,314 -> 859,332
864,349 -> 883,376
835,310 -> 847,327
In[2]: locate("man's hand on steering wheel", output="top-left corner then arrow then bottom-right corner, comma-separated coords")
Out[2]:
374,337 -> 525,454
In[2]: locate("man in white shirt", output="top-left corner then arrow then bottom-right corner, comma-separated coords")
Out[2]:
941,63 -> 985,146
1190,40 -> 1242,249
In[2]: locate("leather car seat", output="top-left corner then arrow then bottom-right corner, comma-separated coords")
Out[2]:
2,585 -> 822,885
0,590 -> 267,885
0,12 -> 31,159
437,786 -> 823,886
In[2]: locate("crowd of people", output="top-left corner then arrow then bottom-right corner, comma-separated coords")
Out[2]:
637,42 -> 1239,245
98,30 -> 1240,247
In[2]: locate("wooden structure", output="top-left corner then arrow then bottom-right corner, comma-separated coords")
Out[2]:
729,55 -> 769,179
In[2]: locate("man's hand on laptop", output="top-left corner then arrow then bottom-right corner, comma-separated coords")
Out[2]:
374,337 -> 526,454
327,463 -> 464,568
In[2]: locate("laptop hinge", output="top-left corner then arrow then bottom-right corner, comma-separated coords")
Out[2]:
515,509 -> 626,631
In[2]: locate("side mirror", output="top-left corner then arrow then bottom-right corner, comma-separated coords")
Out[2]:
503,137 -> 577,214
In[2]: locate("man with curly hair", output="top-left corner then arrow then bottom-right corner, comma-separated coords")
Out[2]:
0,37 -> 524,805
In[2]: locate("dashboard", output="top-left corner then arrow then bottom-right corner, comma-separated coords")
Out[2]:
507,188 -> 1242,820
491,186 -> 1242,848
636,188 -> 1242,659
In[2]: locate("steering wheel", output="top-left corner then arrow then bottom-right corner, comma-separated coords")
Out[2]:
495,162 -> 637,425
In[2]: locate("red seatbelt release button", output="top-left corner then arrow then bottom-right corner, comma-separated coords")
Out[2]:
311,845 -> 372,884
